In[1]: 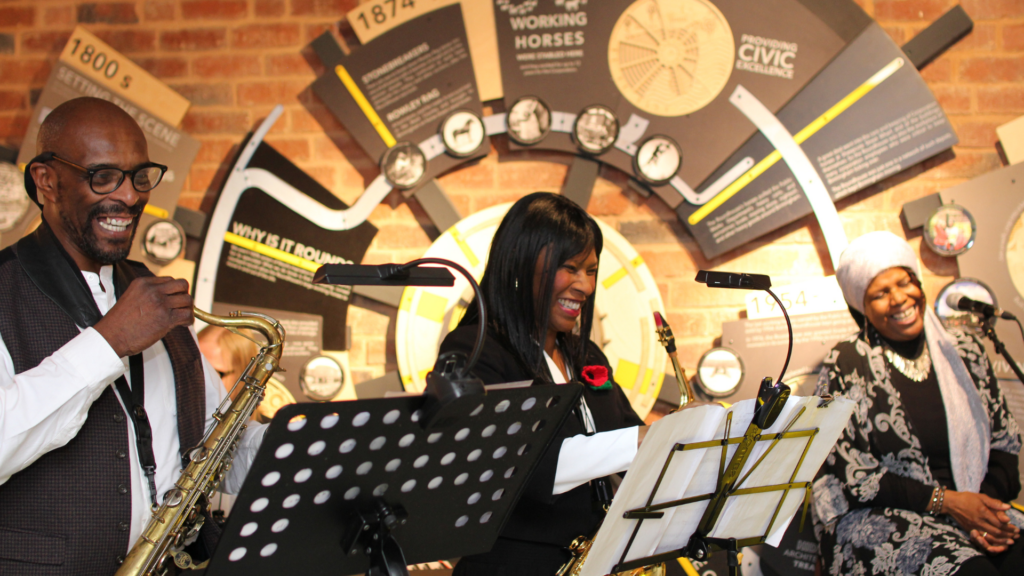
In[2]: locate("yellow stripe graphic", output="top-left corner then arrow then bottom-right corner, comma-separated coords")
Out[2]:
450,228 -> 479,268
224,231 -> 320,273
335,64 -> 397,148
144,204 -> 169,219
688,57 -> 905,225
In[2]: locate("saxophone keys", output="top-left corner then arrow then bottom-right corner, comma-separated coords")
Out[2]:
190,447 -> 209,463
163,489 -> 183,508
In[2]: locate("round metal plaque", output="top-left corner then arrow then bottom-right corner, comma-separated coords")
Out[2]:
142,219 -> 185,264
695,347 -> 744,398
380,142 -> 427,190
300,356 -> 345,401
506,95 -> 552,146
633,135 -> 682,185
572,105 -> 619,155
440,110 -> 486,158
924,203 -> 976,256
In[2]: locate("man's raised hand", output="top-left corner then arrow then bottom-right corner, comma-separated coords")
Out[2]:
94,277 -> 193,358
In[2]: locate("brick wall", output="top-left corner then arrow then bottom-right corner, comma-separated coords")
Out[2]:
1,0 -> 1022,385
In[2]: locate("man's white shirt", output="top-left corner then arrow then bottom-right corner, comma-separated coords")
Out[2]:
0,264 -> 265,551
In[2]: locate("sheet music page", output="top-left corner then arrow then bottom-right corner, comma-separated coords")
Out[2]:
580,396 -> 855,576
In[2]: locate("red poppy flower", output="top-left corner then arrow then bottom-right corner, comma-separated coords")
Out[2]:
581,365 -> 611,390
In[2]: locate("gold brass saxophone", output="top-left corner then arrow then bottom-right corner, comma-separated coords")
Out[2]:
116,307 -> 285,576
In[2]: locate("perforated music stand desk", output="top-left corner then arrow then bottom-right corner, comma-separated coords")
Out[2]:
207,384 -> 582,575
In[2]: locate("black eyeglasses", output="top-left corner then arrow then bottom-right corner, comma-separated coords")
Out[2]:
33,152 -> 168,195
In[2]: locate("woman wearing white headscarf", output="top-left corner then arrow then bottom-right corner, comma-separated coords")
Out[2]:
813,231 -> 1023,575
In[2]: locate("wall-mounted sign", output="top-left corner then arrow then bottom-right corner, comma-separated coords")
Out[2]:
573,104 -> 619,155
633,135 -> 682,186
440,110 -> 487,157
312,5 -> 489,193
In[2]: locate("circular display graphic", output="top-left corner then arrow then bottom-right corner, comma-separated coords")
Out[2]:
300,356 -> 345,401
440,110 -> 486,158
924,203 -> 976,256
395,203 -> 667,418
608,0 -> 735,117
573,105 -> 619,155
380,142 -> 427,190
142,219 -> 185,264
935,277 -> 996,331
506,96 -> 552,146
633,135 -> 682,185
0,162 -> 30,233
695,347 -> 744,398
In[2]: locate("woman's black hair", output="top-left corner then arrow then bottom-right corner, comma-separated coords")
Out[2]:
458,192 -> 603,382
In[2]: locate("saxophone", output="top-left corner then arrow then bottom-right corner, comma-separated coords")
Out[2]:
116,307 -> 285,576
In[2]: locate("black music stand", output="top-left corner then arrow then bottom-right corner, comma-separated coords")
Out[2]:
206,384 -> 582,576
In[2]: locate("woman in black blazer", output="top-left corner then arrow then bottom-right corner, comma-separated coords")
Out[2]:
439,192 -> 646,576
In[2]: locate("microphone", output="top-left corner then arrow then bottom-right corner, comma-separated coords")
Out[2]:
945,293 -> 1016,320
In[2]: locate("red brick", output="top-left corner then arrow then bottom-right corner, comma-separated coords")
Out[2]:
77,3 -> 139,24
265,137 -> 311,160
182,1 -> 248,20
144,1 -> 176,21
192,138 -> 237,163
874,0 -> 950,22
959,57 -> 1024,83
187,164 -> 229,193
0,114 -> 29,139
497,160 -> 567,189
161,29 -> 226,51
953,120 -> 1003,148
0,60 -> 51,84
0,7 -> 35,27
181,110 -> 252,134
45,6 -> 75,26
92,30 -> 156,53
1005,24 -> 1024,51
305,165 -> 337,190
919,55 -> 952,82
255,0 -> 286,17
881,25 -> 907,45
948,22 -> 997,53
231,24 -> 301,49
265,53 -> 319,76
291,0 -> 356,16
924,150 -> 1002,179
587,190 -> 630,216
961,0 -> 1024,19
176,191 -> 204,211
930,85 -> 972,114
192,54 -> 261,78
978,87 -> 1024,113
0,91 -> 26,110
292,105 -> 345,133
236,81 -> 308,106
374,224 -> 431,249
137,57 -> 188,78
169,82 -> 233,106
436,160 -> 495,190
21,31 -> 73,54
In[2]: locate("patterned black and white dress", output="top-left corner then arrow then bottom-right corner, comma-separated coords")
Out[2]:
813,328 -> 1023,575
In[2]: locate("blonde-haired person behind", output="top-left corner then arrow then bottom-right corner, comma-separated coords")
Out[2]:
197,325 -> 290,422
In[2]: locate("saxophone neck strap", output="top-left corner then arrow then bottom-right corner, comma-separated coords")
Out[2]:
16,219 -> 158,506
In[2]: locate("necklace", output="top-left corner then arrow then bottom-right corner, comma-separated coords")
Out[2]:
883,343 -> 932,382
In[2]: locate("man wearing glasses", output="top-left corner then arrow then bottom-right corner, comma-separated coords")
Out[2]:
0,97 -> 263,575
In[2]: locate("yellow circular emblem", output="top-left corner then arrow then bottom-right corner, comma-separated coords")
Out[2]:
608,0 -> 735,117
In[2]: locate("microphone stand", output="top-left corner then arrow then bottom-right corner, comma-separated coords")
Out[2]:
980,315 -> 1024,384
